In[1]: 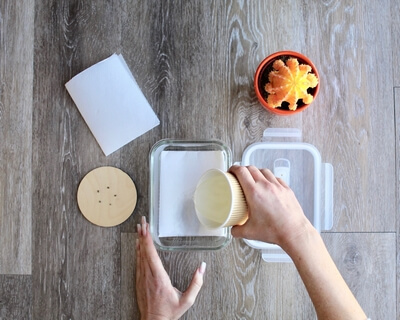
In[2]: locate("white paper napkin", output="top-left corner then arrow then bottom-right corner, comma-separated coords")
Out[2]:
65,53 -> 160,156
159,150 -> 226,237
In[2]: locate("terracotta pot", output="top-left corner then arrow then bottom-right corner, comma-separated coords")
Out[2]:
254,50 -> 320,116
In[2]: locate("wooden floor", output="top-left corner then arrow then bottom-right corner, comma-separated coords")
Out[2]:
0,0 -> 398,319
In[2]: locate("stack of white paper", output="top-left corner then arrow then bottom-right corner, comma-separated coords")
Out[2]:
65,53 -> 160,156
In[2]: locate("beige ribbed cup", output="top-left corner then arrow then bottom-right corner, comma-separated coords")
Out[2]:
194,169 -> 248,229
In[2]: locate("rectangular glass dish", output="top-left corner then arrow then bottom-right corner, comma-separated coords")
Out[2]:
149,139 -> 232,251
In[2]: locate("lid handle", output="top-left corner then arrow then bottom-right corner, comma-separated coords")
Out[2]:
321,163 -> 334,230
261,252 -> 293,263
262,128 -> 302,142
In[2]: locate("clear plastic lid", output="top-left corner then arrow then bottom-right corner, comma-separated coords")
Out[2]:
149,139 -> 232,251
242,141 -> 322,229
241,129 -> 333,262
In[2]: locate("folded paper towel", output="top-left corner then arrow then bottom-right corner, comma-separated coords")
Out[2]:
159,150 -> 226,237
65,53 -> 160,156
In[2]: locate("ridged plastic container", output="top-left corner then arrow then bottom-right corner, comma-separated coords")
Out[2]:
194,169 -> 248,229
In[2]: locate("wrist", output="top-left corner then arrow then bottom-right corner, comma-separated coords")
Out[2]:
279,219 -> 317,256
142,315 -> 172,320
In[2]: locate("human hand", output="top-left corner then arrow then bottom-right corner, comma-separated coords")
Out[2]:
136,216 -> 206,320
229,165 -> 313,249
228,167 -> 368,320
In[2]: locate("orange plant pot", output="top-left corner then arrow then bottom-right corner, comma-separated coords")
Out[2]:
254,51 -> 320,116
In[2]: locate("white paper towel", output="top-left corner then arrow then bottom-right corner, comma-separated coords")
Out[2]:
159,150 -> 226,237
65,53 -> 160,156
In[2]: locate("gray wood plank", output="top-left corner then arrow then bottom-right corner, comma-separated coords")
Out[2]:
395,87 -> 400,320
323,233 -> 396,320
0,275 -> 32,319
0,0 -> 34,275
392,0 -> 400,86
302,0 -> 396,232
121,233 -> 137,320
119,0 -> 168,234
221,0 -> 306,160
32,1 -> 123,319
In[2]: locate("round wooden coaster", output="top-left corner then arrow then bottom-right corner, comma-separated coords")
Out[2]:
77,166 -> 137,227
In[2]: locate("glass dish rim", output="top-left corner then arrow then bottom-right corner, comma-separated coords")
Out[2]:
149,138 -> 233,251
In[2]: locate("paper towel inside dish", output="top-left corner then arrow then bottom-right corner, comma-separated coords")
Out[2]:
159,150 -> 227,237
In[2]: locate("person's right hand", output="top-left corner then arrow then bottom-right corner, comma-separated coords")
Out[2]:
229,166 -> 369,320
229,165 -> 313,249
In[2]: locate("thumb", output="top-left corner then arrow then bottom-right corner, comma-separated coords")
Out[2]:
231,224 -> 247,238
180,262 -> 206,309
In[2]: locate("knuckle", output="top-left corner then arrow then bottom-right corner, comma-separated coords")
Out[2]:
260,168 -> 272,175
246,165 -> 258,171
235,165 -> 247,174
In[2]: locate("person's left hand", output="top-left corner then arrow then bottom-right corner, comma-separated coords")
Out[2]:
136,216 -> 206,320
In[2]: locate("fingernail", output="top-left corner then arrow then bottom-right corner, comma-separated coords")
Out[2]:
199,261 -> 206,274
137,223 -> 141,235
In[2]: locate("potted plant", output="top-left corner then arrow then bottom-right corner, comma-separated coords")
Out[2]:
254,51 -> 319,115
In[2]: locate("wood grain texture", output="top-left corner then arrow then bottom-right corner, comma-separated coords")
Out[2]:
301,0 -> 396,232
225,0 -> 306,160
32,0 -> 123,318
0,0 -> 34,275
0,0 -> 398,319
392,0 -> 400,86
0,275 -> 32,319
121,233 -> 138,320
322,233 -> 396,320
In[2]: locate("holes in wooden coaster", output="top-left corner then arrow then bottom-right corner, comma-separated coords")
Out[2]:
77,166 -> 137,227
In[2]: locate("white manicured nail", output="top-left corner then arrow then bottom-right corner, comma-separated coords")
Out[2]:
199,262 -> 206,274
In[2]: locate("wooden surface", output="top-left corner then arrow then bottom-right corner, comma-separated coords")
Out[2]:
0,0 -> 398,319
0,0 -> 34,276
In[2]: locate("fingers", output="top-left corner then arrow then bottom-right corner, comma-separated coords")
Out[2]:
141,216 -> 147,236
137,216 -> 166,278
246,166 -> 267,182
230,165 -> 273,183
136,238 -> 141,284
230,165 -> 263,183
230,165 -> 285,187
276,177 -> 289,188
180,262 -> 206,308
229,165 -> 257,195
136,224 -> 147,281
261,169 -> 289,188
260,168 -> 276,182
137,216 -> 147,237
